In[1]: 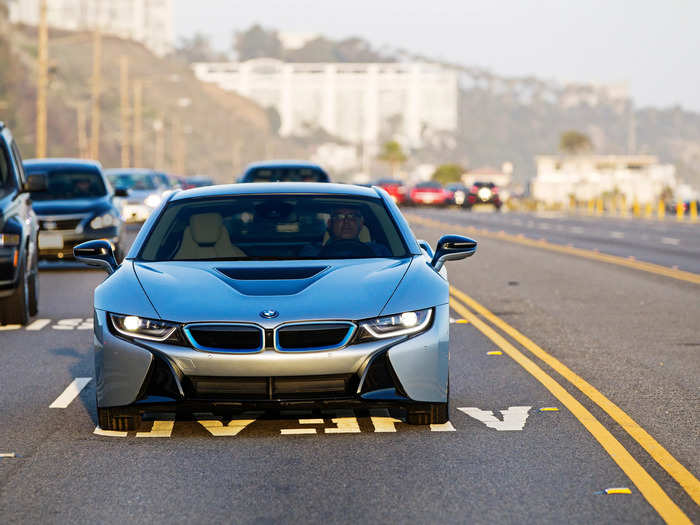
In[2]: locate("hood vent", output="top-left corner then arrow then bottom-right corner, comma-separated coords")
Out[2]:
217,266 -> 328,281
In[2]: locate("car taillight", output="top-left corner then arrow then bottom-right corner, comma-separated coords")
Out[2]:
471,186 -> 478,193
492,187 -> 499,194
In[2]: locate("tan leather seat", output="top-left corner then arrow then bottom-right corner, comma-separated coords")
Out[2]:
175,213 -> 246,259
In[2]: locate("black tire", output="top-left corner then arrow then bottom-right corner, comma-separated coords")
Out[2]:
97,405 -> 141,431
406,402 -> 449,425
2,259 -> 30,325
28,252 -> 39,316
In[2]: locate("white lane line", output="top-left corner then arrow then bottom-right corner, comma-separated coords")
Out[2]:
281,428 -> 317,435
135,420 -> 174,437
0,324 -> 21,331
49,377 -> 91,408
430,421 -> 456,432
25,319 -> 51,331
0,452 -> 17,458
93,426 -> 127,437
661,237 -> 680,246
610,231 -> 625,239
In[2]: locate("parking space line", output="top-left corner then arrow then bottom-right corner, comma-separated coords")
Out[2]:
450,285 -> 700,507
449,291 -> 693,523
49,377 -> 91,408
25,319 -> 50,331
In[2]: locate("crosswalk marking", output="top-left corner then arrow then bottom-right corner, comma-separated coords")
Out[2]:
49,377 -> 91,408
26,319 -> 50,331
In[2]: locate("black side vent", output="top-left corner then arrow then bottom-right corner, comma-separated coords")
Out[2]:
217,266 -> 328,280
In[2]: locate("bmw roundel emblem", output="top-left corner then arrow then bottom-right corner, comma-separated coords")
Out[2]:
260,309 -> 279,319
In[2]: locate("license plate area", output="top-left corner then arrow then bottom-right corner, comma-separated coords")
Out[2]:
38,232 -> 64,249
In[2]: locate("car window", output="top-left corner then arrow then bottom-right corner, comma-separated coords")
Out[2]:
107,172 -> 158,190
139,195 -> 408,261
245,167 -> 328,183
10,141 -> 26,186
0,142 -> 16,198
28,170 -> 107,200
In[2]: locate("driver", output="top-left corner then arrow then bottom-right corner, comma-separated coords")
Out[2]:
329,207 -> 365,242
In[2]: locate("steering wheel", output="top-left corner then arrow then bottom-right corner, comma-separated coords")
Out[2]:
319,239 -> 375,258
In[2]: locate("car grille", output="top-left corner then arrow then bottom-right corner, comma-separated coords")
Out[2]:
275,322 -> 356,352
188,374 -> 354,399
38,216 -> 86,231
184,324 -> 264,353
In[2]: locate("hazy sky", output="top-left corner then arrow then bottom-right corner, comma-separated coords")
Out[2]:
174,0 -> 699,112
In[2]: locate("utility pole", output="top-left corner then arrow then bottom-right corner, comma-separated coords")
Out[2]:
132,79 -> 143,167
153,117 -> 164,170
76,104 -> 88,158
89,28 -> 101,159
119,55 -> 130,168
36,0 -> 48,158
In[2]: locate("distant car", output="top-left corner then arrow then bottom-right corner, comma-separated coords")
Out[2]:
105,168 -> 172,222
376,179 -> 408,205
445,183 -> 468,206
465,182 -> 501,210
410,181 -> 452,206
183,175 -> 214,189
24,159 -> 128,262
0,122 -> 43,325
239,161 -> 330,183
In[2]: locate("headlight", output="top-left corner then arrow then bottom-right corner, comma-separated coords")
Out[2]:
109,313 -> 178,341
89,213 -> 116,230
359,308 -> 433,340
0,233 -> 21,247
144,194 -> 162,208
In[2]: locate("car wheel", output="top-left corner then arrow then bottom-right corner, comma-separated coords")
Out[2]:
1,259 -> 30,325
97,405 -> 141,431
28,253 -> 39,316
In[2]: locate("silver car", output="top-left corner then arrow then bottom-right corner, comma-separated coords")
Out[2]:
75,183 -> 476,431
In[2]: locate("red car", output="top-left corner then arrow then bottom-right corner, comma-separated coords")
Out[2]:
376,179 -> 408,204
410,181 -> 452,206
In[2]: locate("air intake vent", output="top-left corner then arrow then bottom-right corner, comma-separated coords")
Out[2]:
184,324 -> 263,353
276,322 -> 355,352
217,266 -> 328,280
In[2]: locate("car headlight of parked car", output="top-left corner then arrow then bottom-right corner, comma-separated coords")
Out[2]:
109,313 -> 178,341
358,308 -> 433,340
0,233 -> 21,247
89,213 -> 118,230
145,194 -> 162,208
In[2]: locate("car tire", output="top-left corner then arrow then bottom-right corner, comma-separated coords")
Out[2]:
97,405 -> 141,431
1,259 -> 30,325
406,401 -> 449,425
28,253 -> 39,316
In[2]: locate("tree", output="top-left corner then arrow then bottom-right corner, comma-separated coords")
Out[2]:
432,164 -> 463,185
175,33 -> 228,63
233,25 -> 282,60
559,130 -> 593,155
377,140 -> 407,177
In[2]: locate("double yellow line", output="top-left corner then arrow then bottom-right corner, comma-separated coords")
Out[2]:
407,213 -> 700,285
449,287 -> 699,524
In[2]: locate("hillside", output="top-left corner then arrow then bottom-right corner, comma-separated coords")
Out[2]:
0,16 -> 306,181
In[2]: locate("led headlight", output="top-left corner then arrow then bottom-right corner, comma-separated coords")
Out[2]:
144,193 -> 162,208
89,213 -> 116,230
359,308 -> 433,340
0,233 -> 21,247
109,313 -> 178,341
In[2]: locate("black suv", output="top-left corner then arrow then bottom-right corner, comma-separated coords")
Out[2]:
0,122 -> 46,325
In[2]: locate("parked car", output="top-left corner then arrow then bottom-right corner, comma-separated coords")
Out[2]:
183,175 -> 214,189
409,181 -> 452,206
445,183 -> 468,206
0,122 -> 44,325
376,179 -> 408,205
24,159 -> 127,262
74,182 -> 477,430
239,161 -> 330,183
465,182 -> 502,210
105,168 -> 172,223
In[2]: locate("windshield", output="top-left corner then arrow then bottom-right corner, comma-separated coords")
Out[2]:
138,194 -> 408,261
244,167 -> 328,183
107,172 -> 158,190
29,170 -> 107,200
416,181 -> 442,189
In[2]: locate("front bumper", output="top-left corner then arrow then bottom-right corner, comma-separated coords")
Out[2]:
93,304 -> 450,409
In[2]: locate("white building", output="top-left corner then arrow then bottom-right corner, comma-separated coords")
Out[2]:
532,155 -> 677,205
8,0 -> 174,56
192,59 -> 459,148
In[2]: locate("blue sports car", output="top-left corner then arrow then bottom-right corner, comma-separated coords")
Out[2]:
75,183 -> 476,430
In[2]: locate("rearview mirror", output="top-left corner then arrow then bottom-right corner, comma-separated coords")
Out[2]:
114,187 -> 129,197
25,173 -> 48,192
74,239 -> 118,274
431,234 -> 477,272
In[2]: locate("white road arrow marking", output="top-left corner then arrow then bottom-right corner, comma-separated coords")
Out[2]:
458,406 -> 531,431
49,377 -> 91,408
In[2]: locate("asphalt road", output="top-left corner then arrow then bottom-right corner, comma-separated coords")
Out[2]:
0,217 -> 698,524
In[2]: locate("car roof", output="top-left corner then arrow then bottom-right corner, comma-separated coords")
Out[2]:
171,182 -> 381,201
104,168 -> 157,175
243,160 -> 326,171
23,158 -> 102,171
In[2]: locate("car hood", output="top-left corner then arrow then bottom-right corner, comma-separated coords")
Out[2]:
133,258 -> 413,325
32,197 -> 111,215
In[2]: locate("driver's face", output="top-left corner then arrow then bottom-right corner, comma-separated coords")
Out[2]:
330,207 -> 364,240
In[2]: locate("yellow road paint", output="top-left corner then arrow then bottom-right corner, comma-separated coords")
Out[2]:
135,420 -> 174,438
325,410 -> 361,433
539,407 -> 559,412
486,351 -> 503,356
606,487 -> 633,495
198,419 -> 255,437
450,285 -> 700,508
369,408 -> 401,432
93,426 -> 127,437
280,428 -> 317,435
408,213 -> 700,285
0,324 -> 21,331
298,418 -> 324,425
430,421 -> 456,432
448,294 -> 692,524
456,319 -> 470,324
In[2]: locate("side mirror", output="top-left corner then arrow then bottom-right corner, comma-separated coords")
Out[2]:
114,187 -> 129,197
417,239 -> 434,258
25,173 -> 48,192
431,234 -> 477,272
74,239 -> 118,274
